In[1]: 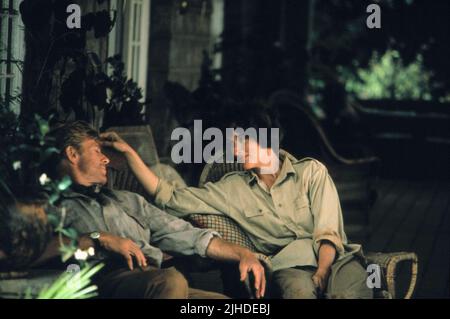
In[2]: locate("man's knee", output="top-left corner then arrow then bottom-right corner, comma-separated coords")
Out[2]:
145,267 -> 189,299
327,260 -> 373,299
327,281 -> 373,299
280,283 -> 317,299
272,268 -> 317,299
159,267 -> 189,288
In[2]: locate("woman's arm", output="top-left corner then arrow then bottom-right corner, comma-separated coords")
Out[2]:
100,132 -> 230,217
312,240 -> 337,293
307,160 -> 347,255
306,160 -> 345,293
101,132 -> 160,195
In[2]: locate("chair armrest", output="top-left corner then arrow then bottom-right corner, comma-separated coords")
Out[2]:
365,251 -> 418,299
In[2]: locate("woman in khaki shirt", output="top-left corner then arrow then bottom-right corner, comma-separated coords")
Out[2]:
101,112 -> 372,299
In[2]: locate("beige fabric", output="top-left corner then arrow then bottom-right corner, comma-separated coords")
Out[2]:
154,151 -> 362,271
97,266 -> 229,299
271,256 -> 373,299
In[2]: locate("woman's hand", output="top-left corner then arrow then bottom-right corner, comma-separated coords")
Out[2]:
313,240 -> 336,295
100,131 -> 160,196
312,268 -> 331,294
100,132 -> 133,154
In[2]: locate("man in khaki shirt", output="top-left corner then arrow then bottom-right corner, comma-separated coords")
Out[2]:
102,115 -> 372,299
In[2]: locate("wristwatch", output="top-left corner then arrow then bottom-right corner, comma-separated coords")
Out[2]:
89,231 -> 101,251
89,231 -> 101,241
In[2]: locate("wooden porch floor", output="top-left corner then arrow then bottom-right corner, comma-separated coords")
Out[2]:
365,179 -> 450,298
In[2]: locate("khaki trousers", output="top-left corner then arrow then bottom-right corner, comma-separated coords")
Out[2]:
96,266 -> 228,299
271,256 -> 373,299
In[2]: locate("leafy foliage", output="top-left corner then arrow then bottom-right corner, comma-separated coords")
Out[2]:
0,106 -> 64,202
0,105 -> 100,299
306,0 -> 450,108
59,53 -> 147,129
34,263 -> 104,299
103,55 -> 147,127
338,49 -> 442,101
0,104 -> 77,267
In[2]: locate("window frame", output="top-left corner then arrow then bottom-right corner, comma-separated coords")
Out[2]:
0,0 -> 25,113
108,0 -> 150,100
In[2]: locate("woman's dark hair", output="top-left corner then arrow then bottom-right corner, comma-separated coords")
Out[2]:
222,100 -> 284,147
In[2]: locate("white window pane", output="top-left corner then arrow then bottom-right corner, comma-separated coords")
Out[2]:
132,2 -> 139,42
121,0 -> 149,99
136,3 -> 142,42
132,45 -> 140,81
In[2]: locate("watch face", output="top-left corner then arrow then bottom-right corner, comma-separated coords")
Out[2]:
90,232 -> 101,240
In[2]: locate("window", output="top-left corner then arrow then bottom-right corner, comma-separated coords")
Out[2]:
210,0 -> 224,77
0,0 -> 25,113
108,0 -> 150,99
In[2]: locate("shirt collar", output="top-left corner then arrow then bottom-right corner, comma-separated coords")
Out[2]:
246,149 -> 298,185
60,185 -> 119,202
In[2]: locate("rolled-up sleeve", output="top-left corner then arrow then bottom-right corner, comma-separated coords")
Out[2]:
154,178 -> 230,218
154,178 -> 175,206
192,230 -> 221,257
142,199 -> 221,257
307,161 -> 346,256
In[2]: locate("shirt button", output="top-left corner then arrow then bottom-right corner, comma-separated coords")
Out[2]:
278,204 -> 282,207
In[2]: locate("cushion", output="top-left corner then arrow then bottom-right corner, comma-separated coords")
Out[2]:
189,214 -> 257,252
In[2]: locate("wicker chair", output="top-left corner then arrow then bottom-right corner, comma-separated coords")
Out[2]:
103,125 -> 418,298
192,161 -> 418,299
103,126 -> 274,297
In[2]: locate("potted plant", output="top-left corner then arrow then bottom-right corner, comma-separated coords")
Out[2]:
0,104 -> 105,299
1,109 -> 48,270
58,53 -> 147,130
0,105 -> 70,270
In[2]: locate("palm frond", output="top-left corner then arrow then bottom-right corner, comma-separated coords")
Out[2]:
37,263 -> 104,299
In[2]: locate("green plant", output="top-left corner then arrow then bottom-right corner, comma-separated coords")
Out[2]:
59,53 -> 147,129
0,105 -> 78,267
0,105 -> 102,299
0,107 -> 64,202
102,55 -> 147,127
30,262 -> 104,299
18,0 -> 118,124
338,49 -> 439,101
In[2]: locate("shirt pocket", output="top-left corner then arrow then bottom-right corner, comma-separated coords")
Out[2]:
244,206 -> 266,219
127,213 -> 151,240
122,207 -> 148,230
293,194 -> 312,224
